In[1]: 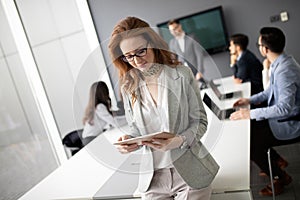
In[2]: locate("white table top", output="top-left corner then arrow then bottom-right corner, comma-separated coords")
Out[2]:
19,125 -> 137,200
19,76 -> 252,200
202,76 -> 251,193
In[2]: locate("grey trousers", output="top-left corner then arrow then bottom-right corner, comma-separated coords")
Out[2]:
142,168 -> 212,200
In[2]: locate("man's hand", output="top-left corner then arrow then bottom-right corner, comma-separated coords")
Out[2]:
233,98 -> 250,107
263,58 -> 271,70
230,108 -> 250,120
230,53 -> 238,66
195,72 -> 203,80
233,77 -> 243,84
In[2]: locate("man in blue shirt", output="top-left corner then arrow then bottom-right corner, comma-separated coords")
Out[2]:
230,27 -> 300,196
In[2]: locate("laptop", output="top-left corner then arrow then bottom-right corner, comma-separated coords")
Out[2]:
209,80 -> 242,100
202,93 -> 237,120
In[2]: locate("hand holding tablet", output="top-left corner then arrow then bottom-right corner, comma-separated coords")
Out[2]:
113,132 -> 175,145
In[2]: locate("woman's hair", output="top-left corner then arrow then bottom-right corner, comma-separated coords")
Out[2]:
83,81 -> 112,125
260,27 -> 285,53
108,16 -> 179,101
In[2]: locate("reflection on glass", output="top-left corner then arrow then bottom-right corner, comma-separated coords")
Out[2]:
0,2 -> 58,199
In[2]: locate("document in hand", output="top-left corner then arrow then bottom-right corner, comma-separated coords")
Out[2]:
113,132 -> 174,145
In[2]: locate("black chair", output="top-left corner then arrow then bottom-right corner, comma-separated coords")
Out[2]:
267,114 -> 300,199
62,129 -> 84,156
267,142 -> 300,200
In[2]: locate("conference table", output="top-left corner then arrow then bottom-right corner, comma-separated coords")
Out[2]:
19,76 -> 253,200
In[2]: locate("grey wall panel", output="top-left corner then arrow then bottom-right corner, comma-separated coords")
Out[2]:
88,0 -> 300,100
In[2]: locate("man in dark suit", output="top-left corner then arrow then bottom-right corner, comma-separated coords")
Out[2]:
168,19 -> 204,82
229,33 -> 264,95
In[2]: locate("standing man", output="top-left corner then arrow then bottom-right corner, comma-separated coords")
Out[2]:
229,33 -> 264,95
230,27 -> 300,196
168,19 -> 204,82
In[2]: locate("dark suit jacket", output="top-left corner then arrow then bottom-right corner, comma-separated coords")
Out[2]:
232,50 -> 264,95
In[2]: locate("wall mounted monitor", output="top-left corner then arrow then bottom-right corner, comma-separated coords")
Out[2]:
157,6 -> 229,54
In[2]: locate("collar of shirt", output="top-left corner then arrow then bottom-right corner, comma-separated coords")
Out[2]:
270,53 -> 286,71
175,32 -> 185,40
237,51 -> 244,61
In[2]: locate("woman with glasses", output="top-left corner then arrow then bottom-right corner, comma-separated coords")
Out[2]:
108,16 -> 219,200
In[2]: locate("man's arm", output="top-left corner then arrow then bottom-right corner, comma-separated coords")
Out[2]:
188,34 -> 204,74
234,58 -> 250,82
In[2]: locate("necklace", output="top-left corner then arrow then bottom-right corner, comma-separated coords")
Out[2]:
141,64 -> 162,77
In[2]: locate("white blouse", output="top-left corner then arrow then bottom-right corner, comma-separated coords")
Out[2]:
82,104 -> 117,138
139,69 -> 173,169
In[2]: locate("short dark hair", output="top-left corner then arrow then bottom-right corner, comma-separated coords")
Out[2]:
259,27 -> 285,53
230,34 -> 249,50
168,19 -> 180,26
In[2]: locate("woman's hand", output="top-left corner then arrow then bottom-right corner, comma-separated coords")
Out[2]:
116,135 -> 139,154
142,132 -> 183,152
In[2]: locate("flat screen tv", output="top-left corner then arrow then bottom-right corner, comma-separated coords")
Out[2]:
157,6 -> 229,54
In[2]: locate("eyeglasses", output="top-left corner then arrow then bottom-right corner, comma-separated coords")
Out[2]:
256,42 -> 264,48
169,24 -> 180,32
122,43 -> 149,62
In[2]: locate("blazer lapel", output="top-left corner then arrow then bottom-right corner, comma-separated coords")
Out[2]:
165,67 -> 182,133
268,63 -> 279,105
184,35 -> 188,54
132,89 -> 147,135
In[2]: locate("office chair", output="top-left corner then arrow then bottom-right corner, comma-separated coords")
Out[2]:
62,129 -> 84,156
267,114 -> 300,199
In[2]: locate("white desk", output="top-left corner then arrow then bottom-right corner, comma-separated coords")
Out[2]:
19,124 -> 140,200
19,76 -> 252,200
201,77 -> 251,198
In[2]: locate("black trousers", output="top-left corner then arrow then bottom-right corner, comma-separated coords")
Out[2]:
250,119 -> 300,179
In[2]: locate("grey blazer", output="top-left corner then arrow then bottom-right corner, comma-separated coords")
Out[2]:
169,34 -> 204,75
122,65 -> 219,192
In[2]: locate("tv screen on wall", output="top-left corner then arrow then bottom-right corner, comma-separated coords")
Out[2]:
157,6 -> 229,54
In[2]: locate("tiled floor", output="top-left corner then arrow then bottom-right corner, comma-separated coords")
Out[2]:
250,143 -> 300,200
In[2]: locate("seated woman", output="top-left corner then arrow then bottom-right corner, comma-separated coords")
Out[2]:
82,81 -> 117,145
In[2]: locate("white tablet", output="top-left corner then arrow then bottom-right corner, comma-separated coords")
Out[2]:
113,132 -> 174,145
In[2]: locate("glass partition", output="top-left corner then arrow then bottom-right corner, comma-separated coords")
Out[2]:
0,2 -> 58,199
